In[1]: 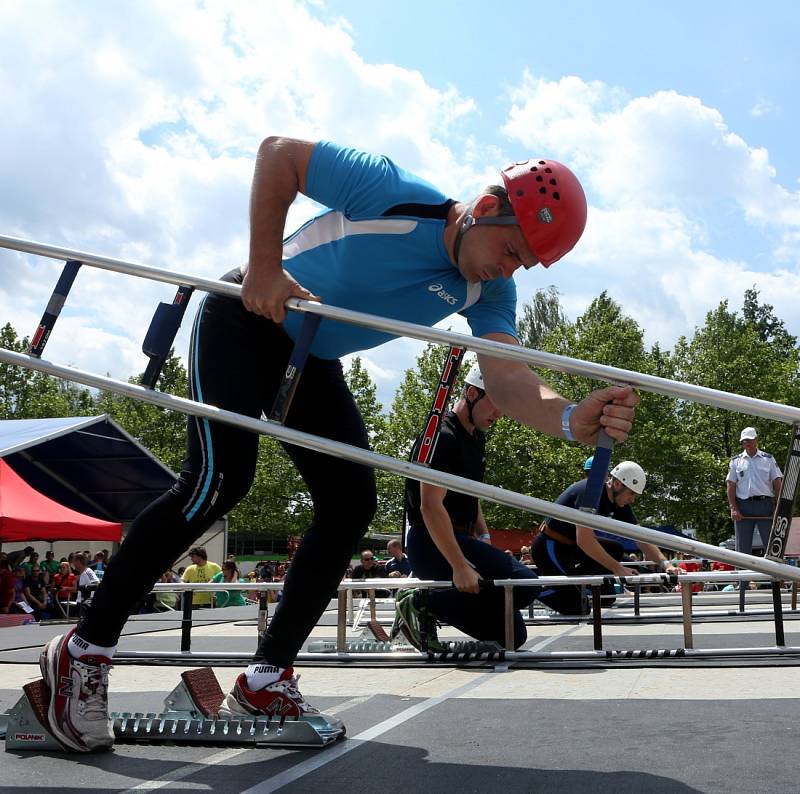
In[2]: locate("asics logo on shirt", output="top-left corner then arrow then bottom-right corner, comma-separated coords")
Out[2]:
428,283 -> 458,305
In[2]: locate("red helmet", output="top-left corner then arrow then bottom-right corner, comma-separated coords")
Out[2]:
501,159 -> 587,267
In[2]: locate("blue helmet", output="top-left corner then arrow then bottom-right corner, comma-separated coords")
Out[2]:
583,456 -> 594,471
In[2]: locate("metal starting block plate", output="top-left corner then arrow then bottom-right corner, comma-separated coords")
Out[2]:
110,669 -> 344,747
111,711 -> 343,747
3,681 -> 64,752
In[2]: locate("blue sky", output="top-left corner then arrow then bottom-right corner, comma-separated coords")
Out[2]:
1,0 -> 799,411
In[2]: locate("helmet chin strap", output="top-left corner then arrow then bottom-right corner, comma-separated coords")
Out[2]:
453,202 -> 519,265
465,388 -> 486,431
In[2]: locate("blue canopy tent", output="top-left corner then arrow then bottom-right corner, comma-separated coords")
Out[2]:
0,415 -> 176,524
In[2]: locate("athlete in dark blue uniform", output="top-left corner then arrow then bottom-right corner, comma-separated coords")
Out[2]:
533,462 -> 679,614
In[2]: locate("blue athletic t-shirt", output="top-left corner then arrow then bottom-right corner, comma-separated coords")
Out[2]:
280,141 -> 518,359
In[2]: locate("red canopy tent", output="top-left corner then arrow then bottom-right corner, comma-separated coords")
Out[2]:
0,459 -> 122,543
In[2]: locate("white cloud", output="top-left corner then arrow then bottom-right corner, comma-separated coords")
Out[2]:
751,98 -> 781,118
2,6 -> 800,419
504,74 -> 800,350
0,0 -> 481,387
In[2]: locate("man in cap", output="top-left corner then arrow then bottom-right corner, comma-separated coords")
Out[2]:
726,427 -> 783,557
532,461 -> 680,614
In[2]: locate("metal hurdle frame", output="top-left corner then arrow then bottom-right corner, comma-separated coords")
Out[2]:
114,569 -> 800,666
3,234 -> 800,668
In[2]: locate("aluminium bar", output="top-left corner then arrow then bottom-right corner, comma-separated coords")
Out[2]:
110,645 -> 800,666
147,570 -> 784,592
2,233 -> 800,424
2,345 -> 799,582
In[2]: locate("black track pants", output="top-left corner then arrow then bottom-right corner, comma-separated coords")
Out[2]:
78,280 -> 376,665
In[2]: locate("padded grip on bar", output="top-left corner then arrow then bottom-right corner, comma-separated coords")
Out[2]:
141,286 -> 194,389
581,429 -> 614,513
268,313 -> 322,423
29,259 -> 82,358
142,303 -> 183,357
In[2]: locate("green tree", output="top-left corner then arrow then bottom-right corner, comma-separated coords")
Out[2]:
345,357 -> 385,443
377,342 -> 471,533
95,351 -> 189,472
226,437 -> 312,536
517,285 -> 569,350
672,294 -> 800,543
0,323 -> 96,420
507,292 -> 683,532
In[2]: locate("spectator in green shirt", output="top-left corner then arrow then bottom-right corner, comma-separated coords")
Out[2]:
40,551 -> 60,578
212,561 -> 247,608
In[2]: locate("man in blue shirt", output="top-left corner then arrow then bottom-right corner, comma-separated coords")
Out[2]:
383,540 -> 411,578
41,136 -> 638,751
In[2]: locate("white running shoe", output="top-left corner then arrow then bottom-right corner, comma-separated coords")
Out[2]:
39,630 -> 114,752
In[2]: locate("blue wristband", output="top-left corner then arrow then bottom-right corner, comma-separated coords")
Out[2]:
561,403 -> 577,441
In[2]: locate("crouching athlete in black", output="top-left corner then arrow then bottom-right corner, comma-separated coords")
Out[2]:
397,366 -> 545,651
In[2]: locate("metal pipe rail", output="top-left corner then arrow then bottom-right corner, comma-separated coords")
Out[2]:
1,346 -> 798,588
148,570 -> 786,592
149,572 -> 796,656
2,233 -> 800,424
110,645 -> 800,667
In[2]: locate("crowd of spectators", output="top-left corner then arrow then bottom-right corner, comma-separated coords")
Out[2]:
4,538 -> 773,624
0,547 -> 111,620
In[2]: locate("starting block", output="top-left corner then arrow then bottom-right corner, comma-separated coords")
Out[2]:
2,669 -> 344,751
2,680 -> 64,752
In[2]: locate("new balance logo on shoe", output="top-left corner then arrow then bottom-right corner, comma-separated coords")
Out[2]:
58,677 -> 74,698
264,699 -> 294,718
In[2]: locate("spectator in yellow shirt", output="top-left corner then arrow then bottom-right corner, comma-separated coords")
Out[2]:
181,547 -> 221,608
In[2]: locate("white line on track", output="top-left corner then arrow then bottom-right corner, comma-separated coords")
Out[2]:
122,626 -> 580,793
239,670 -> 497,794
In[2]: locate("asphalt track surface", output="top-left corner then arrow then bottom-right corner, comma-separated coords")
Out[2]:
2,599 -> 800,793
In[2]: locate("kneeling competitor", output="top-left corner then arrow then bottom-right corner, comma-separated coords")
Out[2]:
532,461 -> 680,614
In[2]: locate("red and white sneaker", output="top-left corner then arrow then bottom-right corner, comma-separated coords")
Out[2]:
219,669 -> 320,721
39,631 -> 114,752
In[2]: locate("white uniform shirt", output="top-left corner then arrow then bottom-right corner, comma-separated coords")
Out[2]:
77,567 -> 99,603
726,449 -> 782,499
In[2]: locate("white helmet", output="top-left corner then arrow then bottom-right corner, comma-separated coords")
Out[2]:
610,461 -> 646,495
464,366 -> 485,391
